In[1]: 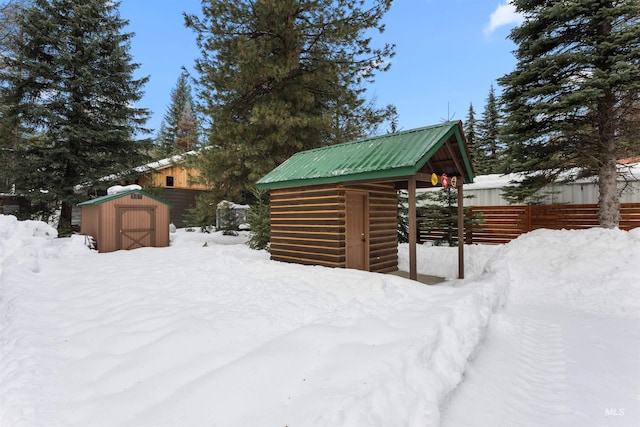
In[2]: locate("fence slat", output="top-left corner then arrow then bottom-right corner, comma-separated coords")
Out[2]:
419,203 -> 640,245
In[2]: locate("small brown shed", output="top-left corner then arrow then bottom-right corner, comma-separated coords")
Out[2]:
78,189 -> 172,253
256,121 -> 475,279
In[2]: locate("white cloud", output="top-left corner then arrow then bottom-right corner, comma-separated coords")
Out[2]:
483,1 -> 524,36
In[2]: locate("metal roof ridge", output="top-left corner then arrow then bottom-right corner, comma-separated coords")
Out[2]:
290,121 -> 459,155
77,189 -> 173,207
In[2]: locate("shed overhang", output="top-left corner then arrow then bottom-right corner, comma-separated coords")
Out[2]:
256,121 -> 474,190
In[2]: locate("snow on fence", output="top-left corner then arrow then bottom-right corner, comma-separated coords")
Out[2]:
419,203 -> 640,245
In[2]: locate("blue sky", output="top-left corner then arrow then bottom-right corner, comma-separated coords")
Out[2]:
119,0 -> 524,137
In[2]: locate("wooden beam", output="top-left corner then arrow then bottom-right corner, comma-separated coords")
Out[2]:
414,172 -> 433,185
445,138 -> 467,181
408,176 -> 417,281
457,180 -> 465,279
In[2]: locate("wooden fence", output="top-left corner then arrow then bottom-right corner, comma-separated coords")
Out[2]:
419,203 -> 640,245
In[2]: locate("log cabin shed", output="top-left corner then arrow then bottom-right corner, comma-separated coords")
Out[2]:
78,189 -> 172,253
256,121 -> 475,280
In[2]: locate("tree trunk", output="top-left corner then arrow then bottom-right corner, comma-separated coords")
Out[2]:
598,154 -> 620,228
58,200 -> 73,236
598,156 -> 620,228
595,12 -> 620,229
597,87 -> 620,228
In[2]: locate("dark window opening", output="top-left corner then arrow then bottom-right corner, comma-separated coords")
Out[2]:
166,176 -> 174,187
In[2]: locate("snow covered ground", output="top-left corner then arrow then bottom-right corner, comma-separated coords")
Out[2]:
0,214 -> 638,426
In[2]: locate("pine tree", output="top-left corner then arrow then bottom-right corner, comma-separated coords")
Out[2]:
417,187 -> 480,247
1,0 -> 151,233
397,191 -> 409,243
175,103 -> 199,152
0,0 -> 29,194
185,0 -> 396,203
247,189 -> 270,250
464,102 -> 480,174
475,84 -> 504,175
156,72 -> 199,156
499,0 -> 640,227
183,191 -> 216,233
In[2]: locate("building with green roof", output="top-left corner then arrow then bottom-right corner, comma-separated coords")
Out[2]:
78,188 -> 172,253
257,121 -> 475,280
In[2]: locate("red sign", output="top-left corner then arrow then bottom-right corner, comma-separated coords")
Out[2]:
441,173 -> 449,188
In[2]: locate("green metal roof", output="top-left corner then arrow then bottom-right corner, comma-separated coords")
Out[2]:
78,189 -> 173,207
256,121 -> 474,190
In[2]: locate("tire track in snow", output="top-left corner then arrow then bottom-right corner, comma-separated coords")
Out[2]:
441,305 -> 575,426
505,312 -> 573,424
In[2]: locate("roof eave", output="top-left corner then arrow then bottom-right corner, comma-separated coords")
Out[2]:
77,189 -> 174,207
257,166 -> 418,190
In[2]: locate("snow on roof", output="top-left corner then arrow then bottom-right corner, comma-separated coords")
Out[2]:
107,184 -> 142,195
462,162 -> 639,191
132,150 -> 199,174
74,150 -> 201,192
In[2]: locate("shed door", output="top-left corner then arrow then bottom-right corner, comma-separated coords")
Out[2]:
117,207 -> 156,250
346,192 -> 368,270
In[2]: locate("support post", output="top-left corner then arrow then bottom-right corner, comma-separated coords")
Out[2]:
457,180 -> 465,279
408,177 -> 417,281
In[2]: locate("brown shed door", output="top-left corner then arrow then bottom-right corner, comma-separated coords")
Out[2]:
346,192 -> 368,270
117,207 -> 156,250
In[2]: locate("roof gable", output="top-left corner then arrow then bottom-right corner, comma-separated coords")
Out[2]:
77,189 -> 173,207
256,121 -> 474,190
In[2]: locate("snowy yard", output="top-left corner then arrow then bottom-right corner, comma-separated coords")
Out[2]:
1,214 -> 638,426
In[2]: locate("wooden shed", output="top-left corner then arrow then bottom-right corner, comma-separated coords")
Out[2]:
257,121 -> 475,279
78,189 -> 172,253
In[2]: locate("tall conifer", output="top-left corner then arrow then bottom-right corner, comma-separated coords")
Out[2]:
1,0 -> 151,233
0,0 -> 29,194
185,0 -> 396,202
156,73 -> 199,156
499,0 -> 640,227
464,102 -> 480,174
476,85 -> 504,175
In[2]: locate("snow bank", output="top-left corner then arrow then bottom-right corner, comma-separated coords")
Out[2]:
442,227 -> 640,426
0,214 -> 57,273
488,227 -> 640,318
0,215 -> 506,426
1,214 -> 638,426
398,242 -> 501,280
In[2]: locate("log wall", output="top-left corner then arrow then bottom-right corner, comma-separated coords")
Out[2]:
269,183 -> 398,273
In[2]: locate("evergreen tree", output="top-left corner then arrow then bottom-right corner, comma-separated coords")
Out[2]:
463,102 -> 480,174
217,201 -> 240,236
185,0 -> 396,203
499,0 -> 640,227
397,190 -> 409,243
475,84 -> 504,175
175,103 -> 199,151
0,0 -> 29,194
247,189 -> 270,250
184,191 -> 216,233
417,187 -> 480,247
156,72 -> 199,156
1,0 -> 151,233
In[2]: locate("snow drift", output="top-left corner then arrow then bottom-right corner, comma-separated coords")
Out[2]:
1,214 -> 638,426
